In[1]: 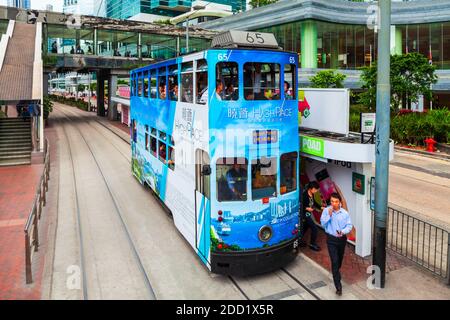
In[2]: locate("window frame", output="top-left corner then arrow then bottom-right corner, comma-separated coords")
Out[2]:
243,62 -> 281,101
157,67 -> 168,100
251,156 -> 278,201
283,64 -> 297,100
195,59 -> 208,105
215,61 -> 240,102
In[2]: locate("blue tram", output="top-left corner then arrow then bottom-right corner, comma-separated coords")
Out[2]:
130,31 -> 300,276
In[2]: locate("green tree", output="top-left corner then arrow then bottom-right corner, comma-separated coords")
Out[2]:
43,96 -> 53,120
309,70 -> 346,88
77,84 -> 86,92
249,0 -> 278,8
359,52 -> 438,110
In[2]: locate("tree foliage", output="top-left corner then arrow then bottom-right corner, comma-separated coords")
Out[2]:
309,70 -> 346,88
359,53 -> 438,110
249,0 -> 278,8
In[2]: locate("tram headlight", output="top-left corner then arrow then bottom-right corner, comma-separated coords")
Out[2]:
258,225 -> 273,243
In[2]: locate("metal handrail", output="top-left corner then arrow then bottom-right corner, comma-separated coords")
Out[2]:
386,206 -> 450,284
24,138 -> 50,284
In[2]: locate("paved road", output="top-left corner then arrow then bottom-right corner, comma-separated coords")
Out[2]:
388,152 -> 450,228
49,104 -> 355,300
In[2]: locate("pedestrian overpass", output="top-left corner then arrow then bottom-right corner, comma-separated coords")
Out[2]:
0,5 -> 215,165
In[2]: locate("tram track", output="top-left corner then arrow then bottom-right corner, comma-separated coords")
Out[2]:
54,105 -> 324,301
55,108 -> 157,300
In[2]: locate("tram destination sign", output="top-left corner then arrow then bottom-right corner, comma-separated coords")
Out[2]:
212,30 -> 279,49
253,130 -> 278,144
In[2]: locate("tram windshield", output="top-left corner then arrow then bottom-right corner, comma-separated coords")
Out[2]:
216,158 -> 248,202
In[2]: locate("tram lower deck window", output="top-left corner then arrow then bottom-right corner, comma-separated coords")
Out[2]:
252,157 -> 277,200
280,152 -> 297,195
216,158 -> 248,202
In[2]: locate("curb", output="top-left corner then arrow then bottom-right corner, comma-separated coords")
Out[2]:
394,146 -> 450,161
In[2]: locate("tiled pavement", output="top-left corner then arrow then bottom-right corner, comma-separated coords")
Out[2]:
0,122 -> 57,300
300,228 -> 414,284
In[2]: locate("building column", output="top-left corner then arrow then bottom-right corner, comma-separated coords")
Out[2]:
300,20 -> 318,69
108,74 -> 118,121
97,70 -> 107,117
43,72 -> 49,97
391,25 -> 402,55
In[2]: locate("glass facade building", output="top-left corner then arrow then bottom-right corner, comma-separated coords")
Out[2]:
257,20 -> 450,70
7,0 -> 30,9
106,0 -> 246,20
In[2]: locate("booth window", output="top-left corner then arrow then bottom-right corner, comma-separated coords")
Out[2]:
181,62 -> 193,103
280,152 -> 297,195
251,157 -> 277,200
196,59 -> 208,105
216,62 -> 239,101
168,65 -> 178,101
158,67 -> 167,100
284,64 -> 296,100
216,157 -> 248,202
244,63 -> 280,101
150,69 -> 157,98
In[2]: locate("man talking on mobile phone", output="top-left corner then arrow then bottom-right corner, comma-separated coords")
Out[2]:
320,192 -> 353,296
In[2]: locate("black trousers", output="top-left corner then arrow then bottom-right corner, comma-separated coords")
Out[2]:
326,234 -> 347,290
301,215 -> 318,245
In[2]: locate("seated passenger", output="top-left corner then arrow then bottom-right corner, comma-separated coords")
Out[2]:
170,84 -> 178,101
224,83 -> 238,101
284,81 -> 293,100
226,164 -> 247,201
159,84 -> 166,99
215,80 -> 224,100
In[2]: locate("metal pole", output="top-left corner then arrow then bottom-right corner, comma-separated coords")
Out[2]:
373,0 -> 391,289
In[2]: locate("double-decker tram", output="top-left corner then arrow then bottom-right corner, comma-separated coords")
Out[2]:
130,31 -> 300,276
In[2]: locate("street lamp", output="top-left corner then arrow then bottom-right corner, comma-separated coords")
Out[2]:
185,4 -> 206,54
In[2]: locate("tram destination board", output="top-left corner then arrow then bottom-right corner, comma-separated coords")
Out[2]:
253,130 -> 278,144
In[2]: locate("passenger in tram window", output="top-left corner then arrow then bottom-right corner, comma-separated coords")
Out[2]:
169,84 -> 178,101
215,80 -> 224,100
225,163 -> 247,201
159,84 -> 166,100
159,143 -> 167,163
224,82 -> 238,101
87,46 -> 93,55
76,45 -> 84,54
284,81 -> 293,100
70,46 -> 75,54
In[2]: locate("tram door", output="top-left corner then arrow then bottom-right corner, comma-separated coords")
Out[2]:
195,149 -> 211,264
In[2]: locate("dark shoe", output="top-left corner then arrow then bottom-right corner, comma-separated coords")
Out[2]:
309,244 -> 321,251
336,289 -> 342,296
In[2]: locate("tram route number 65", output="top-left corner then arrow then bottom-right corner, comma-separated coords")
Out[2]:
245,32 -> 265,44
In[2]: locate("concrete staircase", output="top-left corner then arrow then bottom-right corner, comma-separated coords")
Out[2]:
0,118 -> 32,166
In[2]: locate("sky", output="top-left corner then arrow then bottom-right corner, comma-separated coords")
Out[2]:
0,0 -> 64,12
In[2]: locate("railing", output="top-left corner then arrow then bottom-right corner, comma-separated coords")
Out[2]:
387,206 -> 450,284
24,138 -> 50,284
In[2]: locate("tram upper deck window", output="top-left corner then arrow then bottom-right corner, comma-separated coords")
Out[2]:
216,158 -> 248,202
181,62 -> 194,103
168,65 -> 178,101
280,152 -> 297,195
284,64 -> 296,100
150,69 -> 157,98
158,67 -> 167,100
216,62 -> 239,101
144,71 -> 149,98
252,157 -> 277,200
244,63 -> 280,101
196,59 -> 208,105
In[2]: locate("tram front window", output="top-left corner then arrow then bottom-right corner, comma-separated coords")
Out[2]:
216,62 -> 239,101
217,158 -> 248,202
252,157 -> 277,200
280,152 -> 297,195
244,63 -> 280,101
